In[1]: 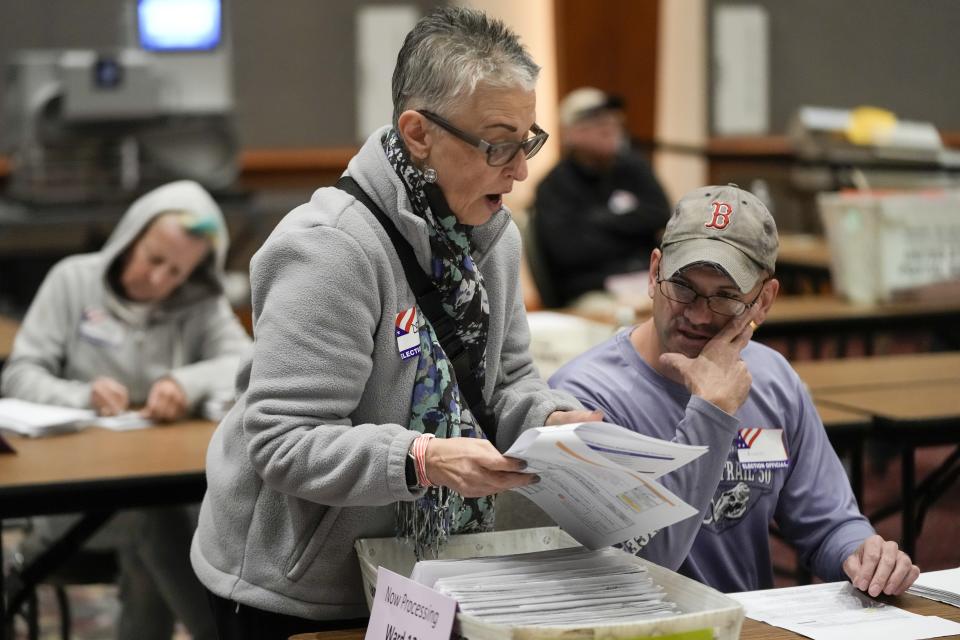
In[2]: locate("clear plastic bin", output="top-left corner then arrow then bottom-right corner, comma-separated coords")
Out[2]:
355,527 -> 744,640
818,189 -> 960,303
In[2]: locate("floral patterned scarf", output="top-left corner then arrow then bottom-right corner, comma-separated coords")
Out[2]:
382,128 -> 495,558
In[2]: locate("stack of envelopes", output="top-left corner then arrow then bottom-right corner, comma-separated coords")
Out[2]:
411,546 -> 678,626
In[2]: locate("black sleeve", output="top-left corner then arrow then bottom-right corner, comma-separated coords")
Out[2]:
533,155 -> 670,271
589,153 -> 671,237
533,168 -> 625,269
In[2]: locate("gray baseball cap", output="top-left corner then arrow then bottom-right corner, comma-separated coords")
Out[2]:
559,87 -> 625,127
660,184 -> 779,293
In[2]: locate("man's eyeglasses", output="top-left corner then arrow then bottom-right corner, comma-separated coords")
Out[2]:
417,109 -> 549,167
656,272 -> 766,317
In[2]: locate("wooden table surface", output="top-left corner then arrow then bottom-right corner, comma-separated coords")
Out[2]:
814,380 -> 960,423
764,294 -> 960,325
776,234 -> 831,270
813,401 -> 871,429
289,593 -> 960,639
0,314 -> 17,360
0,419 -> 215,489
793,351 -> 960,392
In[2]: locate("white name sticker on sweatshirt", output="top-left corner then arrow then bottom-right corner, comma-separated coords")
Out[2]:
736,428 -> 789,469
78,307 -> 125,348
395,306 -> 421,361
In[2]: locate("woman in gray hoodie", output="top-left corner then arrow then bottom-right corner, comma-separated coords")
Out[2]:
2,180 -> 251,640
191,7 -> 598,640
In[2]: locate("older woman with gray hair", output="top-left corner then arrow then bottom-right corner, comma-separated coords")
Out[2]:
191,7 -> 596,638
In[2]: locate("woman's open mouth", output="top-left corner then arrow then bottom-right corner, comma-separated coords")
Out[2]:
484,194 -> 503,211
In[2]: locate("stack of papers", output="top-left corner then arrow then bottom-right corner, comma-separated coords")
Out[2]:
412,547 -> 678,626
0,398 -> 152,437
909,568 -> 960,607
729,582 -> 960,640
503,421 -> 706,548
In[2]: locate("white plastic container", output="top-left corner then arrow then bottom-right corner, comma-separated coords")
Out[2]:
818,189 -> 960,303
355,527 -> 744,640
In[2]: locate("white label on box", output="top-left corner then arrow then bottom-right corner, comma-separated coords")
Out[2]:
879,193 -> 960,296
365,567 -> 456,640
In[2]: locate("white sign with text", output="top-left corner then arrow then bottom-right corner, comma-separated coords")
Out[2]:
364,567 -> 457,640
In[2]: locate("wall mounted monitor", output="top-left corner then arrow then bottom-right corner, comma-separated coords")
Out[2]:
138,0 -> 222,51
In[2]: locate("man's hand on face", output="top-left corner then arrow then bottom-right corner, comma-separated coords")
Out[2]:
657,308 -> 757,415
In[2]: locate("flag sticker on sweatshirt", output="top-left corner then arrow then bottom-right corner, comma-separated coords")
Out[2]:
736,427 -> 789,469
395,306 -> 421,361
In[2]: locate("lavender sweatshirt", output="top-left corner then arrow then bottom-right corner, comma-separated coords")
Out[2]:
550,328 -> 873,593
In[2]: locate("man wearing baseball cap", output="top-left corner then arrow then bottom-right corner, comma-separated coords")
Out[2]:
549,184 -> 919,596
532,87 -> 670,307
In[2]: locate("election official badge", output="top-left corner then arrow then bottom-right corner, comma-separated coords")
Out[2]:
395,306 -> 421,361
736,427 -> 789,470
78,307 -> 125,348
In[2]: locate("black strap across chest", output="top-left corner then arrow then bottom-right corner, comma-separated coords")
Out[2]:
335,176 -> 498,443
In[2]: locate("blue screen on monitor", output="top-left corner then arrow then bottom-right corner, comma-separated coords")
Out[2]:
138,0 -> 221,51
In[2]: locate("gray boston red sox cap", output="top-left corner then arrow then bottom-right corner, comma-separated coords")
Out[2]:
660,184 -> 779,293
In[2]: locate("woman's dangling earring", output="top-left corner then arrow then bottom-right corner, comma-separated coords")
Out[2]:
422,167 -> 438,183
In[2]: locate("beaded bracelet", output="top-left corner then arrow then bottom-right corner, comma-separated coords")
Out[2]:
412,433 -> 435,488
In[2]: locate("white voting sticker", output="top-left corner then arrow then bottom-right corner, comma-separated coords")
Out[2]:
608,189 -> 639,215
736,428 -> 789,469
78,307 -> 125,348
395,306 -> 421,361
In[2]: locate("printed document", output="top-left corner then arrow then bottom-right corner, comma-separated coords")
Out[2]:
729,582 -> 960,640
0,398 -> 153,437
504,422 -> 706,548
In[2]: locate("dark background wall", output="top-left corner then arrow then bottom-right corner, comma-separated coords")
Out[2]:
3,1 -> 958,145
712,0 -> 960,134
554,0 -> 659,145
0,0 -> 439,149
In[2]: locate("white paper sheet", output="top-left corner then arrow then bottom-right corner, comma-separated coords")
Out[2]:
0,398 -> 95,436
88,412 -> 154,432
913,568 -> 960,594
504,422 -> 705,549
909,567 -> 960,607
729,581 -> 960,640
0,399 -> 153,436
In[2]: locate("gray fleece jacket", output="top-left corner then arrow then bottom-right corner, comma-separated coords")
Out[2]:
1,180 -> 251,411
190,127 -> 580,620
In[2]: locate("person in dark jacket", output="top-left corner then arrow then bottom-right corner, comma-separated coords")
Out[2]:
533,87 -> 670,306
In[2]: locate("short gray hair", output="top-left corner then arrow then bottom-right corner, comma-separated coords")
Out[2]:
391,7 -> 540,127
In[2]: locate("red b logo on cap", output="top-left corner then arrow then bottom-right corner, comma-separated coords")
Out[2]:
705,201 -> 733,230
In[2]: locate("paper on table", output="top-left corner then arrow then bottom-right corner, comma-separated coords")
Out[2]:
0,399 -> 153,436
912,567 -> 960,593
87,412 -> 154,432
729,581 -> 960,640
504,422 -> 706,549
0,398 -> 95,437
909,567 -> 960,607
